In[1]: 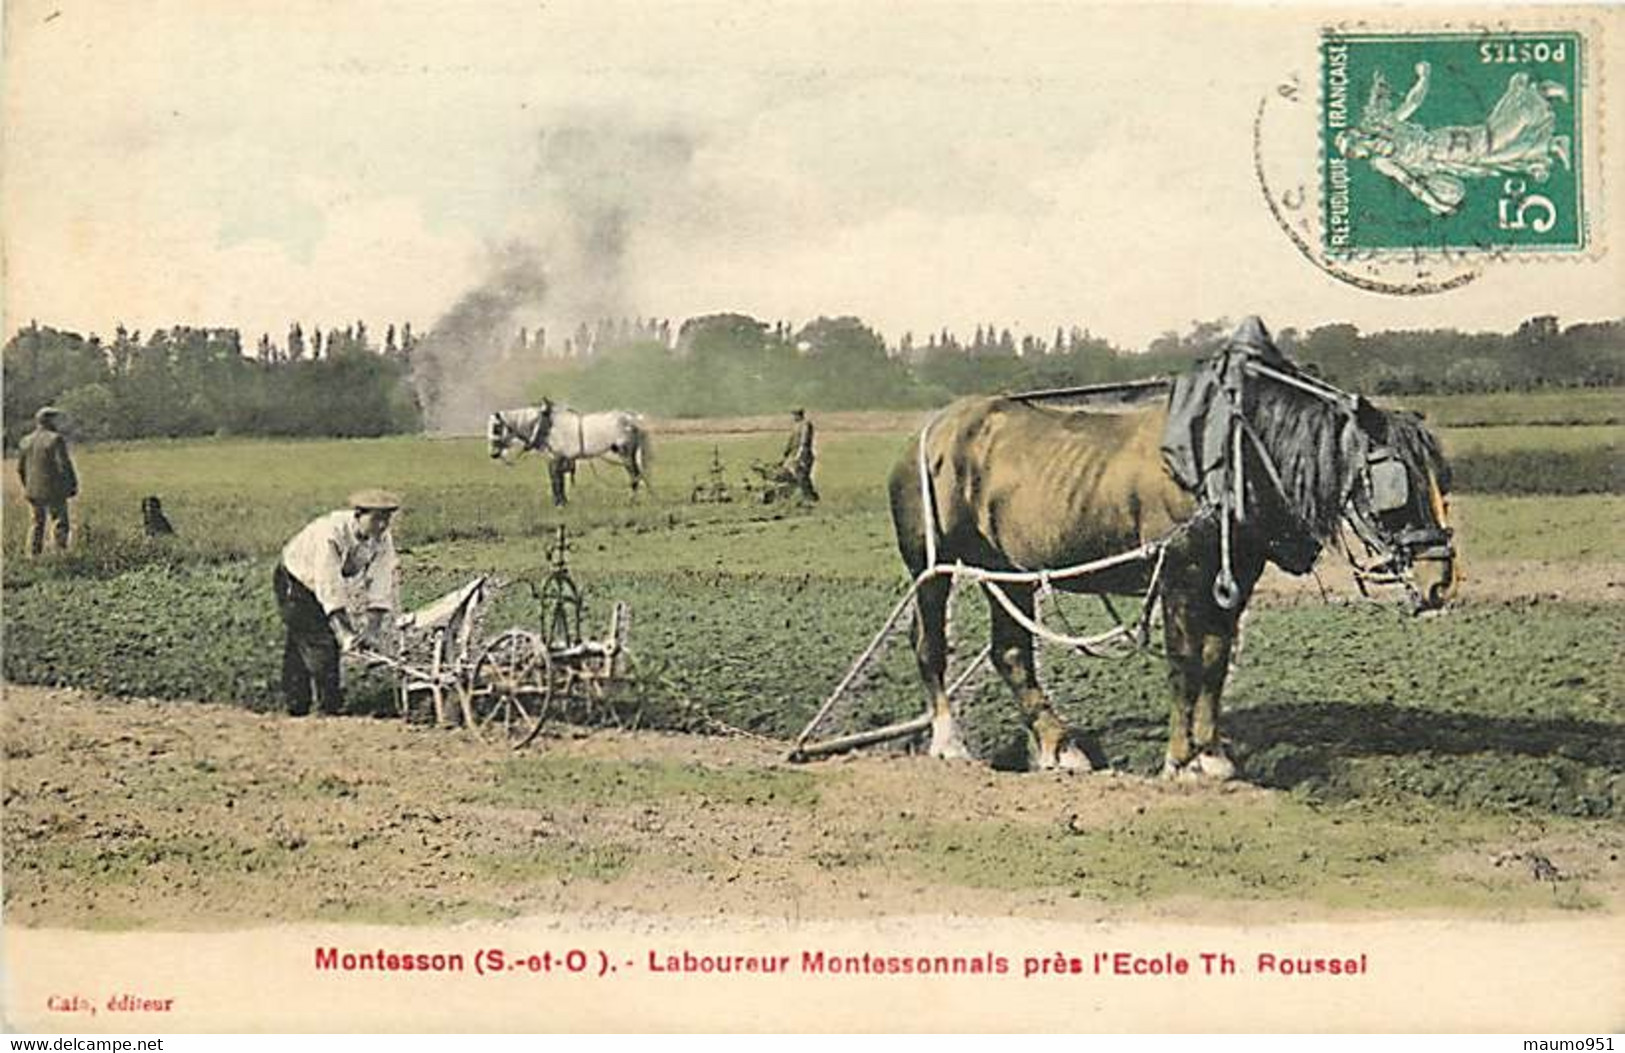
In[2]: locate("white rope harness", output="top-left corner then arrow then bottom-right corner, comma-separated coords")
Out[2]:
794,357 -> 1448,755
910,407 -> 1176,650
797,411 -> 1179,750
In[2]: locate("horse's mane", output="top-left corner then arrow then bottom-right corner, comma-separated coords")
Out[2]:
1246,376 -> 1451,541
1246,378 -> 1357,541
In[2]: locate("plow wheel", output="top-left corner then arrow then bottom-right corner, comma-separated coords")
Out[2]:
468,630 -> 554,748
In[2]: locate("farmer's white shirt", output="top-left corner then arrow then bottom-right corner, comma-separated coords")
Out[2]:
281,510 -> 398,615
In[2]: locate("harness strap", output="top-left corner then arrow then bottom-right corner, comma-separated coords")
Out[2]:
1238,420 -> 1296,522
982,577 -> 1140,657
917,411 -> 942,572
922,541 -> 1164,587
1136,543 -> 1169,646
500,410 -> 546,453
1244,359 -> 1357,411
913,539 -> 1170,658
1215,499 -> 1239,609
530,408 -> 551,453
1210,357 -> 1248,608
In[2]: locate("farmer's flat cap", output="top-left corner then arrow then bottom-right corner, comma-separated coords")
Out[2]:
348,488 -> 402,511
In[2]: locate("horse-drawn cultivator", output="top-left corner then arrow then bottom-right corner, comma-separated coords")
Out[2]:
353,526 -> 631,748
687,444 -> 805,505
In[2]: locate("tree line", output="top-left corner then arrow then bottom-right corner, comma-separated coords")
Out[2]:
3,322 -> 422,448
541,312 -> 1625,418
6,311 -> 1621,444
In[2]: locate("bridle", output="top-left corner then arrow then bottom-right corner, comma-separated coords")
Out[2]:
489,407 -> 552,461
1340,445 -> 1455,607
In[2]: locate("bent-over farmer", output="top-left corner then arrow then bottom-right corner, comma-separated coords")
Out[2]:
782,408 -> 819,502
273,489 -> 401,716
17,406 -> 79,556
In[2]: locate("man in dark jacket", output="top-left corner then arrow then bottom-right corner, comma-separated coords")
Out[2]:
781,408 -> 819,502
17,406 -> 78,556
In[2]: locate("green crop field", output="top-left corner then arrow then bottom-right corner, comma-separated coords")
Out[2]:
1436,424 -> 1623,497
1439,424 -> 1623,454
1400,387 -> 1625,427
3,427 -> 1621,576
1451,493 -> 1625,562
4,413 -> 1622,820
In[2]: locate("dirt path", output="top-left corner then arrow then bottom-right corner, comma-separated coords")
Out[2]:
6,683 -> 1625,1031
5,685 -> 1621,934
1251,555 -> 1625,605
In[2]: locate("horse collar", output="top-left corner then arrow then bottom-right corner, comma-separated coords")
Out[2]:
524,411 -> 549,452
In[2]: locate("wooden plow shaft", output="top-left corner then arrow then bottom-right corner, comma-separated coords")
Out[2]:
791,540 -> 1165,764
789,560 -> 997,761
791,584 -> 919,756
787,644 -> 990,762
788,712 -> 933,762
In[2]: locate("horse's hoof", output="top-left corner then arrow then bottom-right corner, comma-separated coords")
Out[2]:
1169,761 -> 1205,783
1161,751 -> 1236,782
1193,751 -> 1237,781
1050,743 -> 1093,772
929,731 -> 974,761
1033,748 -> 1092,773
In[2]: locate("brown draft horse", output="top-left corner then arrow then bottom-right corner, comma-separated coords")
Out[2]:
887,320 -> 1459,780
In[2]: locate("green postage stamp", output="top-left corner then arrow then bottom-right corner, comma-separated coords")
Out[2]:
1322,31 -> 1585,255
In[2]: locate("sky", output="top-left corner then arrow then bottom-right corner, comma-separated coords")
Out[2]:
3,0 -> 1622,352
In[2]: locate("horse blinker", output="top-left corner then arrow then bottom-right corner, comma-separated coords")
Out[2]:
1365,449 -> 1410,513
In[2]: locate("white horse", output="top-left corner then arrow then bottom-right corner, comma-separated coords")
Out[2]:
487,400 -> 651,506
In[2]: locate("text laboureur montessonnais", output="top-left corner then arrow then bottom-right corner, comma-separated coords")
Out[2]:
312,946 -> 1370,979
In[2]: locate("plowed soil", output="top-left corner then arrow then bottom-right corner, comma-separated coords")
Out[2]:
5,684 -> 1621,932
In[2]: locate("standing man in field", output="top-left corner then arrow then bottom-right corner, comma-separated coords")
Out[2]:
273,489 -> 402,716
782,408 -> 819,502
17,406 -> 79,556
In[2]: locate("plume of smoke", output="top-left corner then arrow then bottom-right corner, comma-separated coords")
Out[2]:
414,116 -> 700,433
413,244 -> 549,433
534,122 -> 697,324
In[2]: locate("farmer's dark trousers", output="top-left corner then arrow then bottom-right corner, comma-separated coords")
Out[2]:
794,465 -> 819,502
273,563 -> 342,716
28,498 -> 70,555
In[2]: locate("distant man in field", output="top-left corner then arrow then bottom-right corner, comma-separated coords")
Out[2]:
781,408 -> 819,502
17,406 -> 79,556
273,489 -> 401,716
